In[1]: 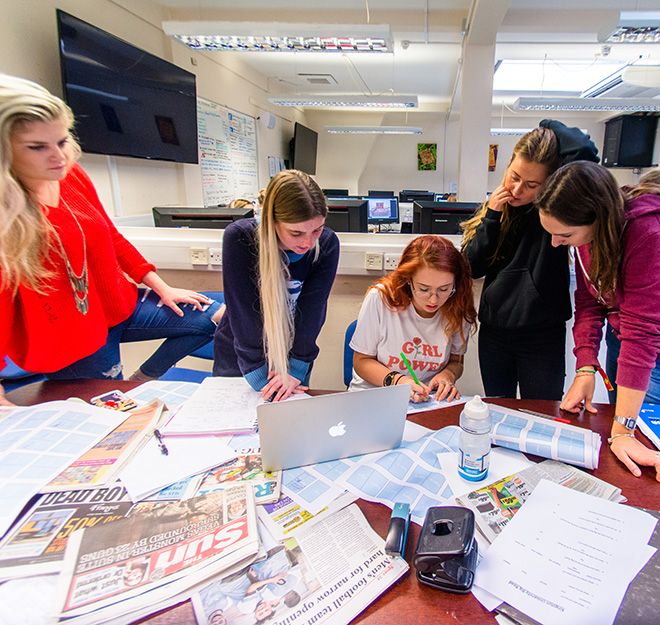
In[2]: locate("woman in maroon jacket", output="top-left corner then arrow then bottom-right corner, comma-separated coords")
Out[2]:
536,162 -> 660,480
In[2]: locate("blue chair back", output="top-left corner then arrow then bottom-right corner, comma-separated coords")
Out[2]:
343,319 -> 358,387
0,358 -> 46,392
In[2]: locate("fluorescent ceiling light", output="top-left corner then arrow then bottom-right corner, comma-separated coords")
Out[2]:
490,128 -> 533,136
269,95 -> 418,108
599,12 -> 660,43
494,60 -> 626,94
326,126 -> 423,135
513,97 -> 660,112
162,21 -> 392,52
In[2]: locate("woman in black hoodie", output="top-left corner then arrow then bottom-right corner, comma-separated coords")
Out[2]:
461,120 -> 599,400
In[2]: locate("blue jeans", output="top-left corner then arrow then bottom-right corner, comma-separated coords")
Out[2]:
48,289 -> 221,380
604,323 -> 660,405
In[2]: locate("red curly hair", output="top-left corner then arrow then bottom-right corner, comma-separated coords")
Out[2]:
374,235 -> 477,343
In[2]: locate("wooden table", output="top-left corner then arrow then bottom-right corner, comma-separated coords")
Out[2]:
7,380 -> 660,625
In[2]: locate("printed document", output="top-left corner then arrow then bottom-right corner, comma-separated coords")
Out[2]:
477,480 -> 657,625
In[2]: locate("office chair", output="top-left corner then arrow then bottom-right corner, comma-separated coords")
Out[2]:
0,359 -> 46,393
343,320 -> 358,387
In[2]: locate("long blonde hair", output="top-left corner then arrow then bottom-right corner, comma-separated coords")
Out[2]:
0,74 -> 80,293
461,127 -> 559,255
258,169 -> 327,380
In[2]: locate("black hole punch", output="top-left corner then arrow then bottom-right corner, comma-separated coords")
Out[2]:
432,520 -> 453,536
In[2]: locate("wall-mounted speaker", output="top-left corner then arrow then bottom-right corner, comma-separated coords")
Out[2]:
602,114 -> 658,168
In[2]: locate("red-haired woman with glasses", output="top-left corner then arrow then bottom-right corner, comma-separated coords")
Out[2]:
349,235 -> 477,402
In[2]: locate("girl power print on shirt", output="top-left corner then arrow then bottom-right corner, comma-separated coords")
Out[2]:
384,336 -> 445,372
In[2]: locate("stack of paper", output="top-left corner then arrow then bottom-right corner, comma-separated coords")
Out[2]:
476,480 -> 657,625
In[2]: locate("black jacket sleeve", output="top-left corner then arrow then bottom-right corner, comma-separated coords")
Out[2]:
463,208 -> 503,279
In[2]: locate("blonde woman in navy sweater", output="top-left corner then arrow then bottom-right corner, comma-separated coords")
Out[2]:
213,170 -> 340,402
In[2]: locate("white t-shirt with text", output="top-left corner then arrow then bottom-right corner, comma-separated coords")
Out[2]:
349,287 -> 468,391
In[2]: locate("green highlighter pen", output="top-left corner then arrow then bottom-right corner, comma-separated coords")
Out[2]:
400,351 -> 421,385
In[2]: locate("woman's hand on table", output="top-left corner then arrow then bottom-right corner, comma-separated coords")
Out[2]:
397,376 -> 430,403
261,372 -> 307,403
429,372 -> 460,401
560,375 -> 597,414
609,435 -> 660,482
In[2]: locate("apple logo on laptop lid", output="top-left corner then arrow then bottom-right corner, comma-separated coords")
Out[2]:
328,421 -> 346,437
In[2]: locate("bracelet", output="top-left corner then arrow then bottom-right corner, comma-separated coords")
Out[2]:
393,373 -> 405,385
576,366 -> 597,374
607,432 -> 636,445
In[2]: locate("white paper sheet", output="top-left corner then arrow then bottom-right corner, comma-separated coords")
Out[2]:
437,447 -> 533,500
476,480 -> 657,625
118,436 -> 236,501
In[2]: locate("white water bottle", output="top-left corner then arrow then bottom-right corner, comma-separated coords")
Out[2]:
458,395 -> 491,482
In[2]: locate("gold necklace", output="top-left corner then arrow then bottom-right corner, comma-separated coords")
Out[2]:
50,197 -> 89,315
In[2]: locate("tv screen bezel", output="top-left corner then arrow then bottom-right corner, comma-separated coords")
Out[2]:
56,9 -> 199,164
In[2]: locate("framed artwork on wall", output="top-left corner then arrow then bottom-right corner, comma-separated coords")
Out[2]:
418,143 -> 437,171
489,144 -> 499,172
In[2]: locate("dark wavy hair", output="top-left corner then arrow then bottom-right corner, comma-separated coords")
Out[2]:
535,161 -> 624,298
374,235 -> 477,343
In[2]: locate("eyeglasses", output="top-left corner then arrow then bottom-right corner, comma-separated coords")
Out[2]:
409,281 -> 455,300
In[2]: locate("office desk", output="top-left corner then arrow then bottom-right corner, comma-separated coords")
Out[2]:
7,380 -> 660,625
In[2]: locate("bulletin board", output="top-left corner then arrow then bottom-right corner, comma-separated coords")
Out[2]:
197,97 -> 259,206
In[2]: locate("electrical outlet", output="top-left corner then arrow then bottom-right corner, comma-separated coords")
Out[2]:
365,252 -> 384,270
384,254 -> 399,271
190,247 -> 209,265
208,247 -> 222,265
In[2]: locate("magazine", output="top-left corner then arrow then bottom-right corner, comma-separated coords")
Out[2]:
56,484 -> 259,623
0,484 -> 133,580
456,460 -> 624,544
193,504 -> 409,625
196,449 -> 282,505
41,401 -> 163,492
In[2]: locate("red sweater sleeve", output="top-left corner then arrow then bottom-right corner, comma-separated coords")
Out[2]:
70,165 -> 155,282
572,249 -> 606,370
616,227 -> 660,390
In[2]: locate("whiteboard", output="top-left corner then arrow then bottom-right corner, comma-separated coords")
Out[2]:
197,97 -> 259,206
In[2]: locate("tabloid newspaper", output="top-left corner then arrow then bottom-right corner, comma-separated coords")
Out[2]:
0,484 -> 132,580
193,504 -> 409,625
456,459 -> 624,544
56,484 -> 259,623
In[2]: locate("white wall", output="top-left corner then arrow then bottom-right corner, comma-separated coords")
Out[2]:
1,0 -> 299,216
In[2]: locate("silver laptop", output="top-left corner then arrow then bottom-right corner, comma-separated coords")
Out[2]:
258,385 -> 410,471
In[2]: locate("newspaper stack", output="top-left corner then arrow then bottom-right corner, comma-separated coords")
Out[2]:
456,459 -> 624,544
55,484 -> 259,624
192,504 -> 409,625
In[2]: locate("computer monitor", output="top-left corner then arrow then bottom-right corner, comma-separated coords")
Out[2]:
152,206 -> 254,228
325,199 -> 368,233
366,197 -> 399,226
323,188 -> 350,198
399,190 -> 435,203
412,201 -> 480,235
368,190 -> 395,198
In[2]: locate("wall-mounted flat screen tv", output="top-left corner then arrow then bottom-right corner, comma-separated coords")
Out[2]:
57,10 -> 198,163
290,122 -> 318,174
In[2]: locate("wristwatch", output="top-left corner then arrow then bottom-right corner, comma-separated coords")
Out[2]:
613,415 -> 637,431
383,371 -> 399,387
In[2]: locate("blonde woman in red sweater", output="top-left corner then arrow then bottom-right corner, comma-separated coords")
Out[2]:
0,74 -> 221,405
